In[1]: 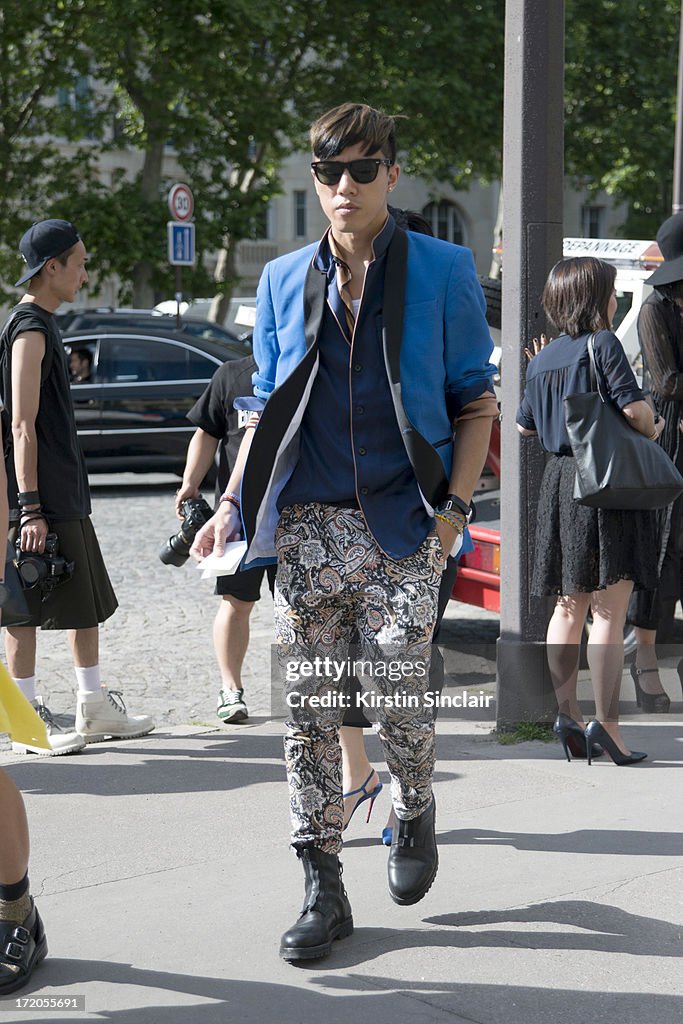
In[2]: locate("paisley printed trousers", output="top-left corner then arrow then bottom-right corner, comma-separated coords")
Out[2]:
274,503 -> 443,855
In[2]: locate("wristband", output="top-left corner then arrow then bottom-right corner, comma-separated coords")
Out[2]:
435,493 -> 474,523
220,494 -> 241,511
435,510 -> 466,534
17,490 -> 40,508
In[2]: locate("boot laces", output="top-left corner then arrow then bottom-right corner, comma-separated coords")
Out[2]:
106,689 -> 128,714
34,700 -> 57,728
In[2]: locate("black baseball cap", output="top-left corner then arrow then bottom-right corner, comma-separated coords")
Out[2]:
15,219 -> 81,288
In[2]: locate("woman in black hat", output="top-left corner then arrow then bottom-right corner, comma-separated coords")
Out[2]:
628,212 -> 683,711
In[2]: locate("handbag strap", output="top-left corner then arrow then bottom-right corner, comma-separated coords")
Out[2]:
585,332 -> 607,403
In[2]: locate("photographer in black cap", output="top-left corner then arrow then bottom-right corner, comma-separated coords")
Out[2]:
0,218 -> 154,754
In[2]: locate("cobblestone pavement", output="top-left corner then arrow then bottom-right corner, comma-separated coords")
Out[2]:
2,473 -> 499,732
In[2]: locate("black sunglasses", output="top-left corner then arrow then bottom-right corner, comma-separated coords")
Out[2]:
311,158 -> 392,185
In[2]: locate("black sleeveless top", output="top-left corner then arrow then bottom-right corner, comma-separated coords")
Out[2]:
0,303 -> 90,521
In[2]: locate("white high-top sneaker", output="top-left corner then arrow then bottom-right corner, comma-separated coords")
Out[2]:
11,697 -> 86,756
75,687 -> 155,743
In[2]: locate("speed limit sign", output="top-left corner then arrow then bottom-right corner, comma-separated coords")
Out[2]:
168,182 -> 194,222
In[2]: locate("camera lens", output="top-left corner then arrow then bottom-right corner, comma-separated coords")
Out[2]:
159,532 -> 192,567
17,557 -> 46,588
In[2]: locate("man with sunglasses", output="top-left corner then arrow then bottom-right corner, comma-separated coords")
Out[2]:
193,102 -> 498,961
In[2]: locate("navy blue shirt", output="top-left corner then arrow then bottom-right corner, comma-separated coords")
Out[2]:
516,329 -> 643,453
278,217 -> 432,558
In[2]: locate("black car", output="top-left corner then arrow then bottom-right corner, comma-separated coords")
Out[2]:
63,327 -> 247,474
56,307 -> 250,348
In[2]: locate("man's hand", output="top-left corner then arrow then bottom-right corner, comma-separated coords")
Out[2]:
434,518 -> 460,569
175,482 -> 201,519
19,514 -> 49,554
191,501 -> 242,561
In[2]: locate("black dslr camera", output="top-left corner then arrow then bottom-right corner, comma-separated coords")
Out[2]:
14,533 -> 75,593
159,497 -> 214,567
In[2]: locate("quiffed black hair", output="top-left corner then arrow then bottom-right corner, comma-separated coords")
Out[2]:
310,103 -> 397,163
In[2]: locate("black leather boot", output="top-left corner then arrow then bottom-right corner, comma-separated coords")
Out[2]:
279,847 -> 353,962
387,796 -> 438,906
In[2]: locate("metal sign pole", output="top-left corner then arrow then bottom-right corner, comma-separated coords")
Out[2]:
496,0 -> 565,728
175,267 -> 182,331
673,0 -> 683,213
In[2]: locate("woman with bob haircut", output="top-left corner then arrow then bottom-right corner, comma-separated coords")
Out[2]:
516,256 -> 662,765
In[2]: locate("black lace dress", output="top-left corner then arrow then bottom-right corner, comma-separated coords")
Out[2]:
516,330 -> 658,597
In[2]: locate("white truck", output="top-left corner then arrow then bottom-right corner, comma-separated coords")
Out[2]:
562,237 -> 663,371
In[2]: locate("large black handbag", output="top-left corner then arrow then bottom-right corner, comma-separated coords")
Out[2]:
564,333 -> 683,510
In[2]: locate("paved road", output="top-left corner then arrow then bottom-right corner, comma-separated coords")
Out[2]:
8,474 -> 499,731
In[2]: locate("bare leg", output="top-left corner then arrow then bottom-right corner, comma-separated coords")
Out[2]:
338,725 -> 380,828
5,627 -> 37,681
632,625 -> 667,696
546,593 -> 592,724
588,579 -> 634,753
214,596 -> 254,690
0,770 -> 29,885
67,627 -> 98,668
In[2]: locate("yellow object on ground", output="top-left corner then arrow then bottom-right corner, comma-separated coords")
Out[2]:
0,663 -> 50,748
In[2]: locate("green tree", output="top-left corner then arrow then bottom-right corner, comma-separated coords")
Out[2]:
565,0 -> 680,237
0,0 -> 100,298
1,0 -> 506,308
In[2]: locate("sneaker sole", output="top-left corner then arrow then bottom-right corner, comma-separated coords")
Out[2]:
11,741 -> 85,757
79,725 -> 156,744
217,708 -> 249,723
279,917 -> 353,962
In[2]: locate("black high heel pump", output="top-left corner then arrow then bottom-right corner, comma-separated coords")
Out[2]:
630,663 -> 671,713
553,713 -> 603,762
584,720 -> 647,766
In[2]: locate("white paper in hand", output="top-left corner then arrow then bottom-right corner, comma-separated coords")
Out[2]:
198,541 -> 248,579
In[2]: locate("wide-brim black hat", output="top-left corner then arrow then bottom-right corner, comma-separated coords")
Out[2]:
14,219 -> 81,288
647,212 -> 683,286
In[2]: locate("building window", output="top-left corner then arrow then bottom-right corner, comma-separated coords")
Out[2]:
251,201 -> 273,240
581,204 -> 605,238
294,191 -> 307,239
422,201 -> 465,245
58,75 -> 92,115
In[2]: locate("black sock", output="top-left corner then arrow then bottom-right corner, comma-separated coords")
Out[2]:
0,872 -> 29,902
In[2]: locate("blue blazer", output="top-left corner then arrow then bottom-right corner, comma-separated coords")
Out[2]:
240,226 -> 496,563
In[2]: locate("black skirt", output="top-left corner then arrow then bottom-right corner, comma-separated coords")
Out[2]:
532,455 -> 659,596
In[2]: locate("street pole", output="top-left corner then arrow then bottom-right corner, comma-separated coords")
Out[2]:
496,0 -> 565,728
673,0 -> 683,213
175,266 -> 183,331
